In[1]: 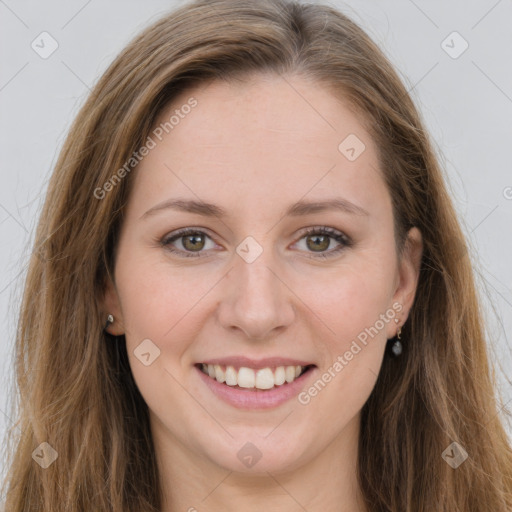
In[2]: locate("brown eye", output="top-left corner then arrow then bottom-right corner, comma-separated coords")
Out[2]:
181,233 -> 205,251
161,229 -> 217,258
294,226 -> 352,259
305,234 -> 331,252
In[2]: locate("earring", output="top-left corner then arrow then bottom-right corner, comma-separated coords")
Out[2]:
103,314 -> 122,372
387,319 -> 403,357
104,314 -> 114,332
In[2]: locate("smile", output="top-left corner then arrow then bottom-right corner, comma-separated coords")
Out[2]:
198,363 -> 313,390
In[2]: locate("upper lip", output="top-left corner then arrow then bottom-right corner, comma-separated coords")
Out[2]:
198,356 -> 316,370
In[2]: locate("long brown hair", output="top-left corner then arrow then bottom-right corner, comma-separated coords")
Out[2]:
2,0 -> 511,510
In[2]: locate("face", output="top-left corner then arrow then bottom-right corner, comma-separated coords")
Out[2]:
103,73 -> 422,475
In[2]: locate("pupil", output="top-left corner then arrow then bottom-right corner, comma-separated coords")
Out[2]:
307,235 -> 329,251
183,234 -> 204,251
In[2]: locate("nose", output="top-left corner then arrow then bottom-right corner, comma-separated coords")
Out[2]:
216,248 -> 296,341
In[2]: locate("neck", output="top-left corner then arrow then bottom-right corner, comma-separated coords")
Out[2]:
152,412 -> 368,512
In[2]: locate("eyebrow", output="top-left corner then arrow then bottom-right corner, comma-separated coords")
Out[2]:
140,197 -> 369,220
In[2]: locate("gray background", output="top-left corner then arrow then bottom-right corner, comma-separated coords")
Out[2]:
1,0 -> 511,490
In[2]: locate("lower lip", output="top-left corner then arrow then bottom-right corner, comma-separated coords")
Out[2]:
195,365 -> 317,409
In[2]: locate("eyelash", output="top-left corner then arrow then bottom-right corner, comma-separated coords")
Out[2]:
160,226 -> 353,259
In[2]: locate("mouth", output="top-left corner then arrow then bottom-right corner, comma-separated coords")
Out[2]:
195,362 -> 316,391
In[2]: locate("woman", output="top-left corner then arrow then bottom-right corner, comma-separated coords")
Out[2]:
2,0 -> 511,510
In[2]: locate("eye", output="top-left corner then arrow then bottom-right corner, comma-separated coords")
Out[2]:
160,226 -> 352,259
161,228 -> 218,258
293,226 -> 352,259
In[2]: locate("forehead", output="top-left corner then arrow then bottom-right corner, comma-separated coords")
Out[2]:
130,74 -> 390,220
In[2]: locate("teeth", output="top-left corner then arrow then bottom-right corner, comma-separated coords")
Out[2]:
238,367 -> 255,388
285,366 -> 296,383
201,363 -> 308,389
274,366 -> 285,386
214,364 -> 225,383
225,365 -> 237,386
255,368 -> 274,389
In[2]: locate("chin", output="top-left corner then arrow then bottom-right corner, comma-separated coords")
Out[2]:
199,434 -> 311,474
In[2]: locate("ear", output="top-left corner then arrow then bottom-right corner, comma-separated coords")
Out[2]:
389,226 -> 423,335
101,277 -> 125,336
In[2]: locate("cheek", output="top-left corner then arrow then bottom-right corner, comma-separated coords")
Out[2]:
297,266 -> 392,422
297,253 -> 396,408
308,259 -> 396,343
114,248 -> 201,356
114,254 -> 204,417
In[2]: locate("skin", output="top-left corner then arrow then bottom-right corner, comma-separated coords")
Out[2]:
103,73 -> 423,512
